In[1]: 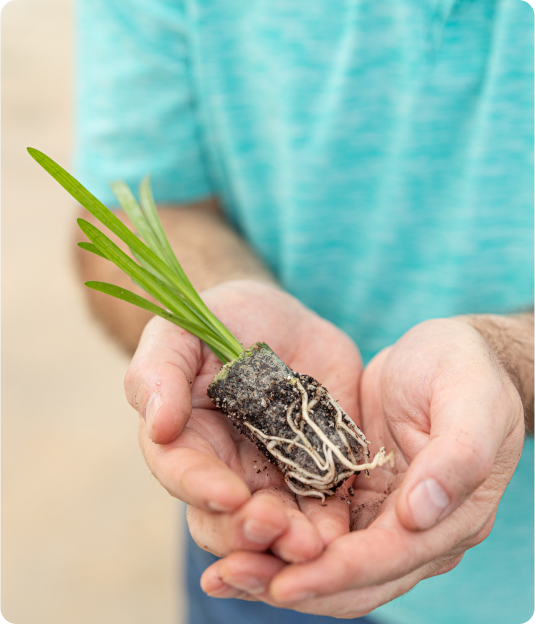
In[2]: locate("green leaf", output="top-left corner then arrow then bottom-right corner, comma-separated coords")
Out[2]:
77,242 -> 109,259
135,178 -> 241,349
85,281 -> 234,362
28,149 -> 190,294
138,176 -> 192,287
86,281 -> 188,323
130,249 -> 170,284
107,185 -> 182,287
109,181 -> 163,256
77,218 -> 201,326
28,147 -> 244,362
76,218 -> 241,362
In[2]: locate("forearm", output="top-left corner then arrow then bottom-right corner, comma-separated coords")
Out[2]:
75,197 -> 276,354
458,312 -> 534,432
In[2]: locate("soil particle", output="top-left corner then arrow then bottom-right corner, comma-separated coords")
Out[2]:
350,495 -> 387,530
208,342 -> 364,495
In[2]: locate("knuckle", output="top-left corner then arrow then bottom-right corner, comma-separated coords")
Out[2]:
430,553 -> 465,577
123,361 -> 146,405
175,466 -> 194,498
124,359 -> 141,386
442,555 -> 463,574
463,516 -> 495,548
186,509 -> 210,550
187,505 -> 232,557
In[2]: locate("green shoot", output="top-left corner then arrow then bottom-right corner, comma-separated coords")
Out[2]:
27,148 -> 244,363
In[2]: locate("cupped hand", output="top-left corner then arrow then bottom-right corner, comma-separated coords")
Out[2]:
201,318 -> 526,617
125,280 -> 364,563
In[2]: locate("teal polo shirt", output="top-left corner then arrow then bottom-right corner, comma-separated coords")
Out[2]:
75,1 -> 534,622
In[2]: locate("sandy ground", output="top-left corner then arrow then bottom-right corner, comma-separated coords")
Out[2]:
2,1 -> 185,622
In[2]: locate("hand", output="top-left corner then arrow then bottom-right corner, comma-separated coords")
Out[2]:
201,318 -> 526,618
125,280 -> 364,564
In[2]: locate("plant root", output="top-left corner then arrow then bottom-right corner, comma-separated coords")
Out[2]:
208,342 -> 394,501
243,379 -> 394,501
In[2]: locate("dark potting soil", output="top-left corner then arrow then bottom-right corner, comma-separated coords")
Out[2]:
207,342 -> 364,494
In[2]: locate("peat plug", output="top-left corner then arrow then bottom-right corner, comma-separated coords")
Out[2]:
208,342 -> 392,500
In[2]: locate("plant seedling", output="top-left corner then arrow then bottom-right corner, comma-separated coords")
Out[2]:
28,148 -> 394,501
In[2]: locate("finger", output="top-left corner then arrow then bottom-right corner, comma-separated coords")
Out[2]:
204,548 -> 458,618
141,436 -> 251,511
267,502 -> 473,602
394,359 -> 523,531
200,561 -> 259,600
187,490 -> 290,557
297,484 -> 352,546
270,507 -> 324,563
190,487 -> 323,563
205,586 -> 258,601
188,486 -> 323,562
269,553 -> 460,618
188,488 -> 323,563
201,552 -> 285,598
125,316 -> 202,444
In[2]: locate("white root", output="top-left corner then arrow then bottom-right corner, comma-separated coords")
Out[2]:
285,479 -> 332,502
243,378 -> 395,500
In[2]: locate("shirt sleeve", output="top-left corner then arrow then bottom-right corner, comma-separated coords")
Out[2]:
74,0 -> 212,206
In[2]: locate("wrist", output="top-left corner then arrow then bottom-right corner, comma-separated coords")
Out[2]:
455,313 -> 534,432
456,314 -> 519,383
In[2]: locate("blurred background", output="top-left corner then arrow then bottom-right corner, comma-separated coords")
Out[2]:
2,0 -> 185,622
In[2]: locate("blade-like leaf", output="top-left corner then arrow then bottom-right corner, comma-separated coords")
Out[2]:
131,249 -> 170,284
85,281 -> 234,362
28,148 -> 244,360
77,217 -> 242,361
109,180 -> 162,255
138,176 -> 191,285
77,242 -> 109,259
78,218 -> 202,326
29,148 -> 241,354
28,149 -> 195,298
130,176 -> 243,353
138,176 -> 243,354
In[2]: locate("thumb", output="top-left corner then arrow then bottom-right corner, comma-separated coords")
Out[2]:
124,315 -> 202,444
395,366 -> 519,531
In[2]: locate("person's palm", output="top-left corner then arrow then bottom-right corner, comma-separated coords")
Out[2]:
127,280 -> 364,562
201,318 -> 524,617
352,320 -> 523,534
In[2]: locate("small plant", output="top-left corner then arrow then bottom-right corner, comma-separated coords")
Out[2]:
28,148 -> 393,501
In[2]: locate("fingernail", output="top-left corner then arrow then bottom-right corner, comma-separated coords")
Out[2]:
145,392 -> 162,429
282,590 -> 316,603
408,478 -> 449,529
206,584 -> 248,599
243,519 -> 281,544
223,574 -> 265,595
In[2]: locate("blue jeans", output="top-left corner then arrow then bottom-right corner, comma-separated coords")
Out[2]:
185,530 -> 377,624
